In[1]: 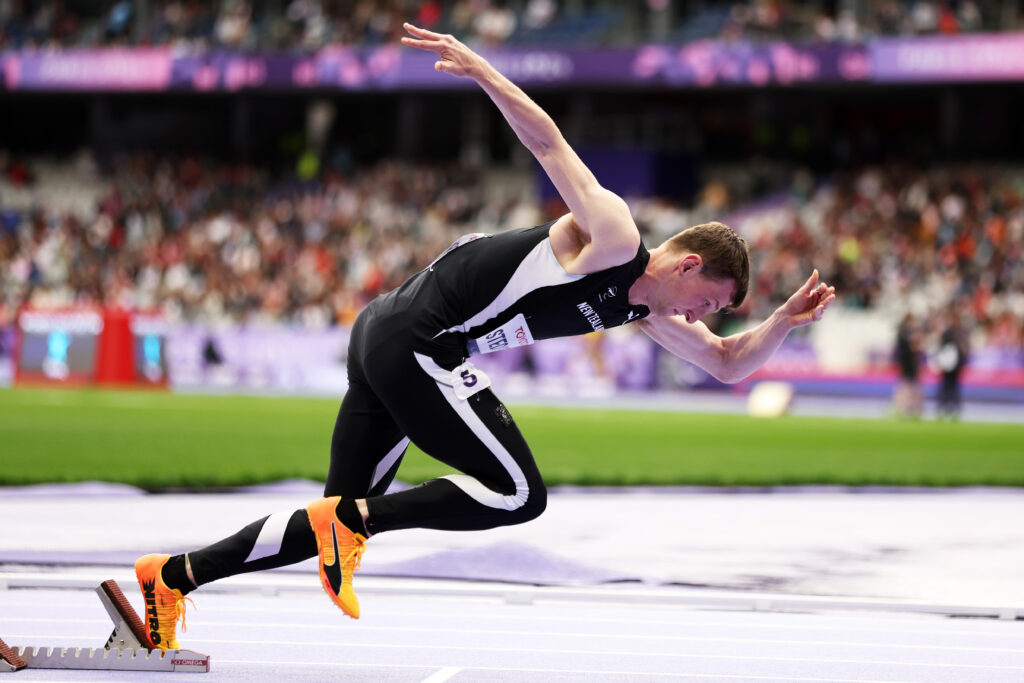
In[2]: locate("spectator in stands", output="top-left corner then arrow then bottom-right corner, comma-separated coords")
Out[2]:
215,0 -> 252,48
104,1 -> 134,43
523,0 -> 556,30
0,0 -> 1003,49
472,1 -> 516,46
1,150 -> 1022,370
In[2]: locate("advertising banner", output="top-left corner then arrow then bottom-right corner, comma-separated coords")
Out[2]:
3,48 -> 173,90
872,33 -> 1024,82
15,308 -> 104,384
3,319 -> 1021,400
13,307 -> 168,387
629,41 -> 869,87
6,33 -> 1021,93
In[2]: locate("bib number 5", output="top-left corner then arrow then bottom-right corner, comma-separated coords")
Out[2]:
452,362 -> 490,400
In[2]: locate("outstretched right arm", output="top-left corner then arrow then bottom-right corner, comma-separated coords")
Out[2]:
401,23 -> 638,264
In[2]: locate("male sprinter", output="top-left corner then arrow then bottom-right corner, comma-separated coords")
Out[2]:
135,22 -> 836,651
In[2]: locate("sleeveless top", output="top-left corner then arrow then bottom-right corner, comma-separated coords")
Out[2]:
369,220 -> 651,361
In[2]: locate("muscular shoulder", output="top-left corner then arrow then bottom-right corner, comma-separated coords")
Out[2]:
549,212 -> 640,274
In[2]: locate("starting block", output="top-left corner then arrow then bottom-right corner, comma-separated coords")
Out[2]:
1,579 -> 210,673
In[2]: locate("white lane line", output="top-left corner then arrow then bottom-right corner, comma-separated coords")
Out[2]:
8,617 -> 1022,654
138,637 -> 1024,672
218,659 -> 912,682
420,666 -> 462,683
3,597 -> 1020,639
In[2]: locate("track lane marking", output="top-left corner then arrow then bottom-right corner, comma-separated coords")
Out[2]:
4,597 -> 1018,639
217,659 -> 914,682
7,618 -> 1023,653
68,636 -> 1024,672
421,666 -> 462,682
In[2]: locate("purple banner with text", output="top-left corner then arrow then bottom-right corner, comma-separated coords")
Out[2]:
872,33 -> 1024,82
2,34 -> 1022,92
3,48 -> 173,90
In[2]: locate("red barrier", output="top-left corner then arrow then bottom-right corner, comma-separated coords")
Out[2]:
95,308 -> 135,385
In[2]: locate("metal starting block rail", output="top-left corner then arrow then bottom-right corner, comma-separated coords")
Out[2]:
1,579 -> 210,674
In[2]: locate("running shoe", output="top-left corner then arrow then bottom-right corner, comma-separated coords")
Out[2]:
134,554 -> 191,651
306,496 -> 366,618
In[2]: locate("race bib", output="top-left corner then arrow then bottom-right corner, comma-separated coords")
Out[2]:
452,362 -> 491,400
468,313 -> 536,355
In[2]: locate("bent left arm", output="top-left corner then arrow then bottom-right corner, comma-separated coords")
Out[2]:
638,270 -> 836,383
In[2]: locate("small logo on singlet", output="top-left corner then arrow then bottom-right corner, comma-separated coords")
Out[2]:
597,286 -> 618,303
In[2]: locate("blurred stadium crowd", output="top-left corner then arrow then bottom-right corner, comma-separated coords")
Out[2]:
0,0 -> 1016,51
2,1 -> 1023,380
1,152 -> 1022,354
736,164 -> 1024,352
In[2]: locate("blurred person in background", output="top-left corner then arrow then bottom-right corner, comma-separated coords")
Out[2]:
131,21 -> 835,651
935,308 -> 969,420
893,312 -> 924,418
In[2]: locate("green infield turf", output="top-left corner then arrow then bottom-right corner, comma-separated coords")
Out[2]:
1,387 -> 1022,488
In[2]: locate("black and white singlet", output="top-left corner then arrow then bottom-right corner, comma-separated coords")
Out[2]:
369,220 -> 651,363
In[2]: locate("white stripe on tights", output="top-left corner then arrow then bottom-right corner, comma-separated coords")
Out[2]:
243,510 -> 292,563
371,436 -> 411,490
413,352 -> 529,511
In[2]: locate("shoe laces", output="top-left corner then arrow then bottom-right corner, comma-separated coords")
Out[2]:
342,537 -> 366,574
171,594 -> 196,633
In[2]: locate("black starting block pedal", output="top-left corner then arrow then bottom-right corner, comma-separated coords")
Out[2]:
2,579 -> 210,673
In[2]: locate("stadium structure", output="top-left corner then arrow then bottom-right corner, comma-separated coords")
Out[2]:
1,0 -> 1022,403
